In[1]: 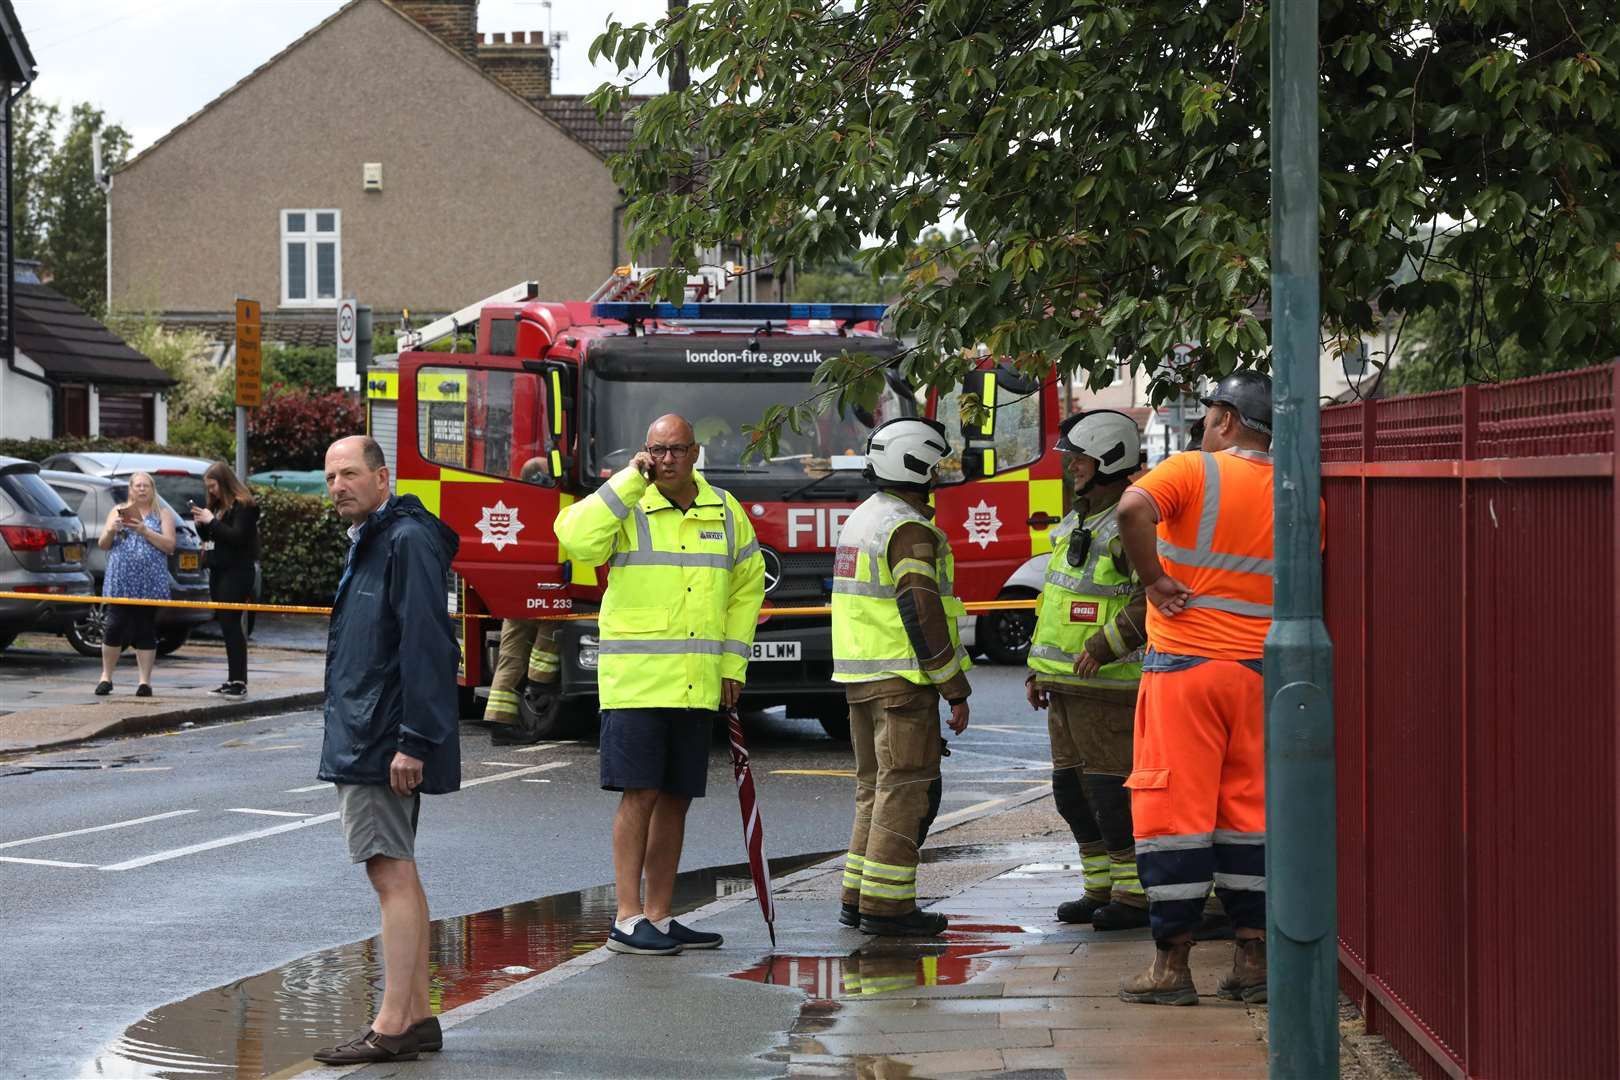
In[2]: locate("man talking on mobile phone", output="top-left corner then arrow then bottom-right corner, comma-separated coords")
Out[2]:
555,414 -> 765,955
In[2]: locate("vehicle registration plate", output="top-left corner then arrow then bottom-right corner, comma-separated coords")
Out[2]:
752,641 -> 800,662
63,544 -> 83,562
179,552 -> 200,571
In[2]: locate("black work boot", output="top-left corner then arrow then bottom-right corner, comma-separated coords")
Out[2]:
838,902 -> 861,928
1056,893 -> 1110,924
1216,935 -> 1268,1003
859,909 -> 949,937
1091,901 -> 1151,931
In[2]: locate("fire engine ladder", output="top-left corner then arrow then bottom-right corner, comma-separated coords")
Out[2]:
588,263 -> 737,305
396,281 -> 540,352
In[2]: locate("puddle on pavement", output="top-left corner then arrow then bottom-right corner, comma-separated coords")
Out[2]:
919,840 -> 1069,865
0,753 -> 150,778
90,851 -> 832,1080
730,940 -> 1014,1001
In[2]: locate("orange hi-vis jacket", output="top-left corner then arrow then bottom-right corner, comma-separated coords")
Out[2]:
1130,449 -> 1275,660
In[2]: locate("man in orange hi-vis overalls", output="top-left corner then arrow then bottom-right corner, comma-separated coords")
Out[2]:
1112,370 -> 1276,1008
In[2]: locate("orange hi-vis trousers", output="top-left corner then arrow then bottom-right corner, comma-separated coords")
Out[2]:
1127,655 -> 1266,941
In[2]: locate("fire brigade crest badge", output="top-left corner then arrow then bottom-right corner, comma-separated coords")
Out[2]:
964,499 -> 1001,549
476,501 -> 524,552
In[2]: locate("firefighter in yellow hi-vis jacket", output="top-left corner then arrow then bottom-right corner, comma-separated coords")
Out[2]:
1026,411 -> 1150,930
833,417 -> 971,938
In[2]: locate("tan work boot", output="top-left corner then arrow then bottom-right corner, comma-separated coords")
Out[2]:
1119,940 -> 1198,1005
1217,935 -> 1268,1004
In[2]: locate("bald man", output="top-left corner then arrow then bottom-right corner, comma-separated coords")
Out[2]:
556,415 -> 765,955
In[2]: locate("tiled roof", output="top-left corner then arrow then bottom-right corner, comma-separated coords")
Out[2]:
537,95 -> 647,158
15,283 -> 174,387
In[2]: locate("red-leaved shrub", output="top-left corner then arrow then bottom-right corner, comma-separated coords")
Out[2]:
247,385 -> 365,471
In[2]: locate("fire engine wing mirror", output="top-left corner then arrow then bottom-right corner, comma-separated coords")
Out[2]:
525,359 -> 577,483
959,369 -> 999,480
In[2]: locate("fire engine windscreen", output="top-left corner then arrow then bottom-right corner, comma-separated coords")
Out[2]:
584,338 -> 912,487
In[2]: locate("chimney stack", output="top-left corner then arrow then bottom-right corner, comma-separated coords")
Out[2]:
477,29 -> 552,105
391,0 -> 478,61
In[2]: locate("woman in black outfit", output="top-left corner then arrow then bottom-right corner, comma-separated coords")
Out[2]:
191,463 -> 259,697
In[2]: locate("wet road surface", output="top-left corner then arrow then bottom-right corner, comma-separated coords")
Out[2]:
1,664 -> 1053,1078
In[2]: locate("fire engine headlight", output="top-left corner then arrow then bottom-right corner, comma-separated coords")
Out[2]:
578,634 -> 599,671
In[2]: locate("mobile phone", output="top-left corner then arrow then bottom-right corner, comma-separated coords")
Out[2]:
638,460 -> 655,480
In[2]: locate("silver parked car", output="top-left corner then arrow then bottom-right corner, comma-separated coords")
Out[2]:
0,457 -> 93,650
41,471 -> 213,657
40,451 -> 213,510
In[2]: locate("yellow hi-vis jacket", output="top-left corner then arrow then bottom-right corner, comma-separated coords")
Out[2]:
1027,504 -> 1144,690
831,491 -> 971,687
554,467 -> 765,710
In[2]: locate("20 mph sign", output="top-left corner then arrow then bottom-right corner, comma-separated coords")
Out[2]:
335,298 -> 359,390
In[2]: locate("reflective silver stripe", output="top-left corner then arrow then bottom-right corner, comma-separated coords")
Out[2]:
632,506 -> 654,553
923,653 -> 962,684
1029,644 -> 1078,665
734,540 -> 760,566
1214,872 -> 1267,892
1146,881 -> 1214,902
1135,832 -> 1214,853
598,482 -> 631,520
719,493 -> 736,559
610,550 -> 731,569
1037,672 -> 1142,689
833,578 -> 895,598
834,657 -> 921,674
1197,452 -> 1221,553
1213,830 -> 1266,845
598,638 -> 727,656
1102,622 -> 1126,656
723,639 -> 750,658
1157,538 -> 1274,575
1185,595 -> 1272,617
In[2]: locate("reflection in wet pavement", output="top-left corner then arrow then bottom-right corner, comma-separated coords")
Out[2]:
917,841 -> 1066,865
730,941 -> 1014,1001
91,852 -> 832,1079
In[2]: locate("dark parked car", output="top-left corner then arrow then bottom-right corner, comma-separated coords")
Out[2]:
0,457 -> 93,650
41,471 -> 213,657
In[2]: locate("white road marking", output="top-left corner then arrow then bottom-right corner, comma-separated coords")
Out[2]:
121,767 -> 173,772
462,762 -> 568,788
944,745 -> 1055,769
245,744 -> 302,752
100,813 -> 341,872
0,856 -> 97,868
285,783 -> 332,793
521,778 -> 552,783
0,809 -> 198,851
226,808 -> 313,818
480,761 -> 532,768
930,785 -> 1050,831
968,724 -> 1043,735
509,742 -> 569,753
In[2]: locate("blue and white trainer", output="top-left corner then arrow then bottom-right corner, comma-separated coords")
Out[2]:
606,917 -> 682,955
664,919 -> 723,950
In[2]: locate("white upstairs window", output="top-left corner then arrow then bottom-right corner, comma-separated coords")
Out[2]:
281,209 -> 341,306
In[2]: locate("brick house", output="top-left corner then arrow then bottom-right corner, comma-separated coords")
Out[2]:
108,0 -> 787,350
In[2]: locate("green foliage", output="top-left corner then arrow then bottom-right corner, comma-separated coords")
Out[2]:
36,102 -> 130,316
0,434 -> 219,463
246,386 -> 366,472
591,0 -> 1620,444
12,94 -> 58,263
251,485 -> 349,606
264,344 -> 338,391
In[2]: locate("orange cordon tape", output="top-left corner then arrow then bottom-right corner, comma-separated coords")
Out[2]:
0,591 -> 1039,622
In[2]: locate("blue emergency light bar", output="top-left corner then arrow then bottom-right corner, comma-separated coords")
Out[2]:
592,302 -> 888,323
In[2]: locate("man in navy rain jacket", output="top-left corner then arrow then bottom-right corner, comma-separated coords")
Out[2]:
313,435 -> 461,1066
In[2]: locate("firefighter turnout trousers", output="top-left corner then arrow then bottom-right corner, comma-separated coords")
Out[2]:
842,682 -> 944,918
1048,691 -> 1145,908
1128,656 -> 1266,940
483,619 -> 561,724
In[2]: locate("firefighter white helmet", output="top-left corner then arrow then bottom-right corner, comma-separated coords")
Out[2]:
1054,409 -> 1142,481
864,417 -> 951,488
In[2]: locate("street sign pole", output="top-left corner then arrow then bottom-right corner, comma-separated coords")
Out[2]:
1266,0 -> 1337,1075
234,299 -> 262,481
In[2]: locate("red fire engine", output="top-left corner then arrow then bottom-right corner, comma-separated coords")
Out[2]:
366,269 -> 1068,738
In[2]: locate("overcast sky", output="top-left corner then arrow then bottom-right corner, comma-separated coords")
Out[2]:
14,0 -> 670,152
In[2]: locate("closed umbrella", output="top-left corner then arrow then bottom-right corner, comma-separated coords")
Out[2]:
726,707 -> 777,947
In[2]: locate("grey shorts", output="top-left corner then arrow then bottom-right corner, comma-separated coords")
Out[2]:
337,783 -> 420,863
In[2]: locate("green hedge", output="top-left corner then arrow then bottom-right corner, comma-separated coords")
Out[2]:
0,435 -> 221,463
252,486 -> 349,607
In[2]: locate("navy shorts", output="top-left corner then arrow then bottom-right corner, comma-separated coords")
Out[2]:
599,708 -> 714,798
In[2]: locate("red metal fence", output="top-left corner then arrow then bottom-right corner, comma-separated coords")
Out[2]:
1322,362 -> 1617,1079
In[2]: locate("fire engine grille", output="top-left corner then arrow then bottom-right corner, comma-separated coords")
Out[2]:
769,551 -> 833,602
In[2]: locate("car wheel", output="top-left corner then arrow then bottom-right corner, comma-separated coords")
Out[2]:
976,587 -> 1038,666
812,699 -> 851,741
0,631 -> 17,651
66,604 -> 109,657
156,630 -> 190,657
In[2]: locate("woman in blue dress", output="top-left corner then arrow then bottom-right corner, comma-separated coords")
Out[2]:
96,471 -> 176,697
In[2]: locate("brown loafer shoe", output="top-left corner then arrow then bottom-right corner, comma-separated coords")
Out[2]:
312,1027 -> 419,1064
411,1015 -> 443,1052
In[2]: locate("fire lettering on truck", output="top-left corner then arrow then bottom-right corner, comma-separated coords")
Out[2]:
475,501 -> 524,552
684,348 -> 823,367
787,507 -> 853,548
